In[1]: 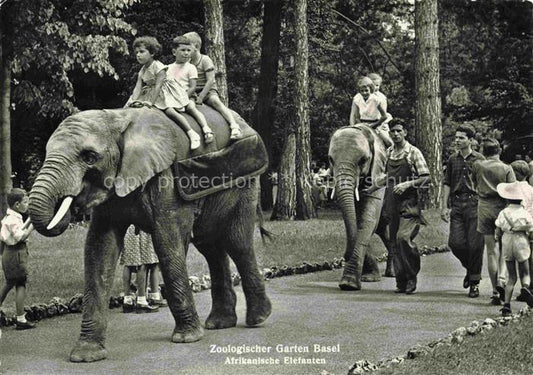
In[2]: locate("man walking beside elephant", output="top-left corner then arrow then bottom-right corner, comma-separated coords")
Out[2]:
441,124 -> 485,298
382,121 -> 430,294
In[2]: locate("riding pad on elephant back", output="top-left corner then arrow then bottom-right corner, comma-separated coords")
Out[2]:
172,106 -> 268,200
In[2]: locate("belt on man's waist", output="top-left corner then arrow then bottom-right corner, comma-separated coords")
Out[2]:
3,242 -> 28,251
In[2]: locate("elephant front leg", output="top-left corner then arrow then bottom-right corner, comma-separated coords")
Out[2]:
151,217 -> 203,343
340,195 -> 383,289
70,220 -> 123,362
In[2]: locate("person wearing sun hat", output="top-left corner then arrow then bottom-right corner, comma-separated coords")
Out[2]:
510,160 -> 533,301
494,181 -> 533,316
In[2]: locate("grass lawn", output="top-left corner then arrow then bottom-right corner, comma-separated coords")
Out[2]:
0,207 -> 448,311
374,316 -> 533,375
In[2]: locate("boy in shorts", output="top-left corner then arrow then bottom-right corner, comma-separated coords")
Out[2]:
472,138 -> 516,304
494,182 -> 533,316
183,32 -> 242,140
0,188 -> 36,330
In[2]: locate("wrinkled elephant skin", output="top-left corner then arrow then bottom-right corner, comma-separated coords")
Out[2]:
29,108 -> 271,362
328,125 -> 391,290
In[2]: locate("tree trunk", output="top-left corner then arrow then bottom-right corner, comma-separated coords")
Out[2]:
293,0 -> 315,219
203,0 -> 228,105
271,133 -> 296,220
0,7 -> 12,217
415,0 -> 442,208
256,0 -> 282,210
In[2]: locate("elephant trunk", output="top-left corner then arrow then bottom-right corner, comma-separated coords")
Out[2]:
334,167 -> 359,262
29,155 -> 83,237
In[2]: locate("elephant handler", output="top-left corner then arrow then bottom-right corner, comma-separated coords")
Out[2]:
441,124 -> 485,298
382,121 -> 430,294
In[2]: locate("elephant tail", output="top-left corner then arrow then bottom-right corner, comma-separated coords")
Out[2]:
256,201 -> 273,243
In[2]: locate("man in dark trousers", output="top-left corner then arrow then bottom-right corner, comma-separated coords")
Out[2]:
441,124 -> 485,298
382,121 -> 430,294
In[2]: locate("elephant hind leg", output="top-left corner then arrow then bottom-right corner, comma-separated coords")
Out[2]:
194,241 -> 237,329
221,203 -> 271,327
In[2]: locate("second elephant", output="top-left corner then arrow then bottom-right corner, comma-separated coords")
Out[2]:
328,124 -> 393,290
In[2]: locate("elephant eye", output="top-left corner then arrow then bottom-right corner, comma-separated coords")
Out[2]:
81,150 -> 100,165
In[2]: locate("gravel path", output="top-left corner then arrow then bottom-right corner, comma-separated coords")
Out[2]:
0,253 -> 512,375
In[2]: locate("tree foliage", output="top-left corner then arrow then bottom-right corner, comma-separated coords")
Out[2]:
3,0 -> 531,188
9,0 -> 136,117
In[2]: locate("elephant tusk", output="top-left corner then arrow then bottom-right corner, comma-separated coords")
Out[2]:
46,197 -> 73,230
330,187 -> 335,200
355,186 -> 360,202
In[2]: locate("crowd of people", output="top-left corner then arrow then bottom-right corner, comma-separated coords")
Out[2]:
442,128 -> 533,316
346,74 -> 533,316
0,39 -> 531,336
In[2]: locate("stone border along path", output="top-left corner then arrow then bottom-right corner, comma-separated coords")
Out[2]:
0,245 -> 450,327
340,306 -> 533,375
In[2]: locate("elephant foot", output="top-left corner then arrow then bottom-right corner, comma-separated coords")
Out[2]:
172,325 -> 204,343
339,275 -> 361,291
205,311 -> 237,330
70,340 -> 108,363
361,273 -> 382,282
246,296 -> 272,327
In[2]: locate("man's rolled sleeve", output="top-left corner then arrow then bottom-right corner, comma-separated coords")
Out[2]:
411,148 -> 430,177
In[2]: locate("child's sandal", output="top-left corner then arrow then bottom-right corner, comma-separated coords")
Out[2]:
203,129 -> 215,144
187,130 -> 201,150
230,126 -> 243,140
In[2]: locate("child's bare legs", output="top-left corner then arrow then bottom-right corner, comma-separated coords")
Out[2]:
135,265 -> 158,312
517,258 -> 533,307
165,108 -> 201,150
529,242 -> 533,290
147,264 -> 158,292
377,130 -> 393,148
186,102 -> 214,144
503,260 -> 517,306
486,236 -> 506,297
205,95 -> 242,140
136,265 -> 147,300
519,259 -> 531,288
147,264 -> 166,305
15,285 -> 26,316
0,281 -> 15,307
123,266 -> 133,295
122,266 -> 136,312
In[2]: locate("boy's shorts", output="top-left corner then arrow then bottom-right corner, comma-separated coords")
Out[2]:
196,88 -> 219,102
1,243 -> 28,285
502,232 -> 531,262
477,197 -> 506,235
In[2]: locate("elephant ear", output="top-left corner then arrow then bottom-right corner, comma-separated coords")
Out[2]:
114,109 -> 180,197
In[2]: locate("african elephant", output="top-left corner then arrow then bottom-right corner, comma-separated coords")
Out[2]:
328,124 -> 393,291
28,107 -> 272,362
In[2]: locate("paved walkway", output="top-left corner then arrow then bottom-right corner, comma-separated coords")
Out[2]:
0,252 -> 515,375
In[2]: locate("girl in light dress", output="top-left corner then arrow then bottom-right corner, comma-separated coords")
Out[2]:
349,76 -> 393,147
153,35 -> 213,150
127,36 -> 212,151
